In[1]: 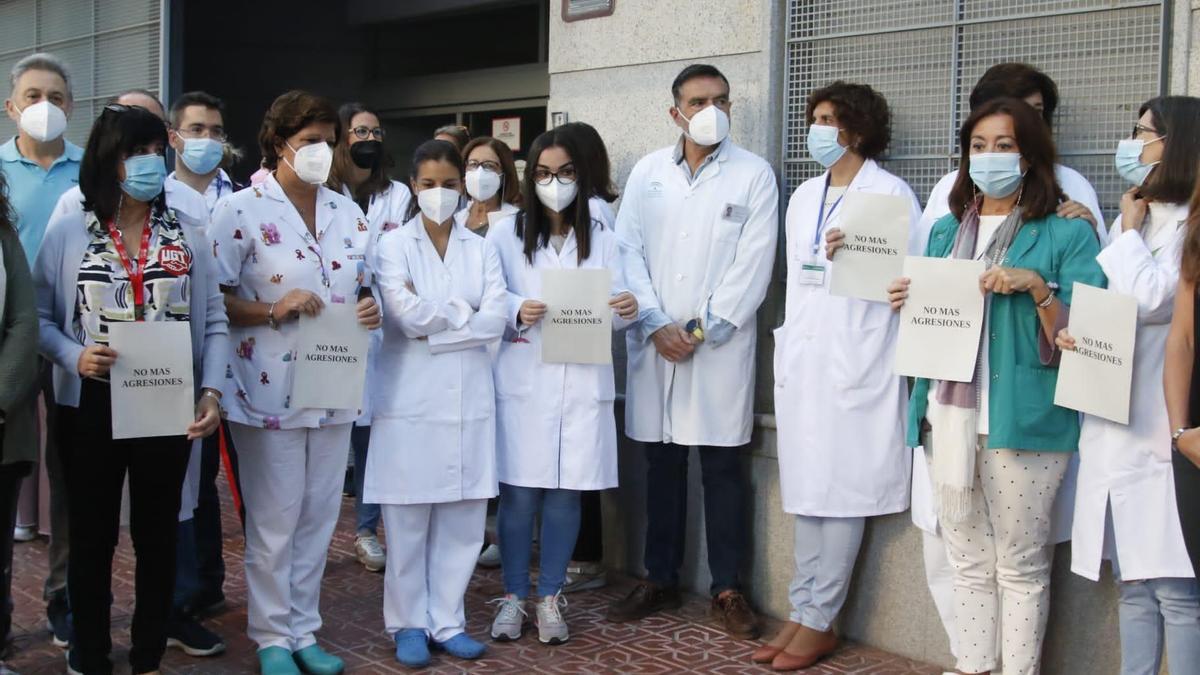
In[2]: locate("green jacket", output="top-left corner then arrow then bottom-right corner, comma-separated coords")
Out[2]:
0,225 -> 39,465
906,212 -> 1105,452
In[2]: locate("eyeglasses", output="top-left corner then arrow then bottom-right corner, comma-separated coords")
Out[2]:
1131,123 -> 1160,139
466,159 -> 501,173
532,165 -> 576,186
351,126 -> 385,140
175,124 -> 227,142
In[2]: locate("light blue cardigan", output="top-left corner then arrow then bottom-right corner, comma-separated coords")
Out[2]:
34,202 -> 228,407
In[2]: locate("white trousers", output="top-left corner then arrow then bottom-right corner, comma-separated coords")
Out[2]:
232,422 -> 351,651
382,499 -> 487,642
789,515 -> 865,631
921,529 -> 960,657
932,445 -> 1067,675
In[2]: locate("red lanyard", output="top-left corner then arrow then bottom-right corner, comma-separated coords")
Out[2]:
106,212 -> 153,321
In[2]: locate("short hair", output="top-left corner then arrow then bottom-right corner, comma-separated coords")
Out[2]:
557,122 -> 617,202
328,102 -> 392,202
515,128 -> 597,265
461,136 -> 522,206
1137,96 -> 1200,204
170,91 -> 224,128
79,105 -> 169,223
969,63 -> 1059,128
257,90 -> 340,171
9,52 -> 71,95
108,88 -> 165,119
805,81 -> 892,160
671,64 -> 729,104
433,124 -> 470,152
948,97 -> 1062,222
402,140 -> 465,222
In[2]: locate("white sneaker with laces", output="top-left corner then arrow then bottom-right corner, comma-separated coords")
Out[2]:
354,534 -> 385,572
12,526 -> 35,542
535,593 -> 569,645
489,594 -> 526,641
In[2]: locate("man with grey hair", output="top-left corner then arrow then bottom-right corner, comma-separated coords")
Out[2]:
0,51 -> 81,653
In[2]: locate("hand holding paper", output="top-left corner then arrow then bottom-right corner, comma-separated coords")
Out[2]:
828,192 -> 912,303
291,302 -> 371,410
108,321 -> 195,439
1053,283 -> 1137,424
893,256 -> 987,382
540,268 -> 613,364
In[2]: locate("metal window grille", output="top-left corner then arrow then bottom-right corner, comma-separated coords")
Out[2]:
783,0 -> 1166,222
0,0 -> 162,147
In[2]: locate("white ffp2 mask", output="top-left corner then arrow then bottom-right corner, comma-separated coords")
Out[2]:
465,168 -> 502,202
16,100 -> 67,143
535,180 -> 578,213
678,105 -> 730,147
284,141 -> 333,185
417,187 -> 461,225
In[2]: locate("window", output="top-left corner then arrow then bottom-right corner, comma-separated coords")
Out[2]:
563,0 -> 614,22
0,0 -> 163,146
783,0 -> 1166,222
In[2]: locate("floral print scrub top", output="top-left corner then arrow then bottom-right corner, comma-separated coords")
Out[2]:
209,173 -> 370,430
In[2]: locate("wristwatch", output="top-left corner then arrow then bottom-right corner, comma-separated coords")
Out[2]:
266,302 -> 280,330
1173,427 -> 1191,451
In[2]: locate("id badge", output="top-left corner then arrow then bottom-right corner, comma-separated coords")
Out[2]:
798,257 -> 826,286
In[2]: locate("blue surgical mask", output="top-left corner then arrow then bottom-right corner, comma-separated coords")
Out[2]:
968,152 -> 1024,198
120,154 -> 167,202
807,124 -> 846,168
1115,137 -> 1163,186
179,137 -> 224,175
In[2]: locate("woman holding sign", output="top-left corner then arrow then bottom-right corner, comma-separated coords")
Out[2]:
34,104 -> 227,675
484,129 -> 637,645
368,140 -> 507,668
887,97 -> 1103,675
209,91 -> 381,675
756,82 -> 920,671
1059,96 -> 1200,675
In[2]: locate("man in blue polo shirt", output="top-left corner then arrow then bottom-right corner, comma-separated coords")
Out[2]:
1,51 -> 81,651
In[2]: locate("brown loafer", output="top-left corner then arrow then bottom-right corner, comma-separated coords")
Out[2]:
772,626 -> 838,671
752,621 -> 801,663
606,582 -> 682,623
710,590 -> 761,640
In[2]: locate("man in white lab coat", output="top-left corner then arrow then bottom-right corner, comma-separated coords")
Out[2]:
607,64 -> 778,640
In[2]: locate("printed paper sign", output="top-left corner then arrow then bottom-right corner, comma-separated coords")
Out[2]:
829,192 -> 911,303
108,321 -> 194,439
894,256 -> 987,382
540,268 -> 612,364
1054,283 -> 1137,424
291,302 -> 370,411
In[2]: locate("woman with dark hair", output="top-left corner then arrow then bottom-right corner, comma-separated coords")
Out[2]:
457,136 -> 520,237
34,103 -> 227,675
326,102 -> 412,574
208,90 -> 381,675
1060,95 -> 1200,675
888,97 -> 1104,675
557,122 -> 618,226
755,82 -> 921,671
485,129 -> 636,646
367,139 -> 506,668
433,124 -> 470,153
0,171 -> 39,669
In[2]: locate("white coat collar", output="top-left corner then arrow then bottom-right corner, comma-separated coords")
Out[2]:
820,157 -> 880,194
404,215 -> 475,241
260,173 -> 342,244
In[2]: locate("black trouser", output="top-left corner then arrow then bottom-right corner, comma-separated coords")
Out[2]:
193,420 -> 240,607
571,490 -> 604,563
1174,450 -> 1200,578
0,454 -> 31,643
58,379 -> 190,675
643,442 -> 746,595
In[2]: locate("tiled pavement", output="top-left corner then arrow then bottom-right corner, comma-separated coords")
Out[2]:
5,487 -> 939,674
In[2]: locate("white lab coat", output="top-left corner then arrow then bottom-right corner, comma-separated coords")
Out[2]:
349,181 -> 413,426
364,217 -> 507,505
774,160 -> 919,516
618,140 -> 779,446
916,165 -> 1107,253
1071,202 -> 1194,581
486,217 -> 631,490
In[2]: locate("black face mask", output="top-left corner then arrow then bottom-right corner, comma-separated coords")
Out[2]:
350,140 -> 383,169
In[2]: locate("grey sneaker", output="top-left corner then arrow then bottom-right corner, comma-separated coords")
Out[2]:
535,593 -> 569,645
355,534 -> 386,572
562,561 -> 607,593
489,594 -> 526,641
477,543 -> 501,568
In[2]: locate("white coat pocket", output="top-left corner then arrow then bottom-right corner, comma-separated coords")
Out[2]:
494,335 -> 536,398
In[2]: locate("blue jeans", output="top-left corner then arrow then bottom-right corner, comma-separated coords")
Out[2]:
352,424 -> 380,535
497,483 -> 580,598
1118,576 -> 1200,675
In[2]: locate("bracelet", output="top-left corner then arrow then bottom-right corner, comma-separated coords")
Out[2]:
266,302 -> 279,330
1036,289 -> 1056,308
201,389 -> 222,401
1173,427 -> 1191,451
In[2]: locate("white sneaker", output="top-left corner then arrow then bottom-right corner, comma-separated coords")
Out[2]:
477,543 -> 501,568
489,594 -> 526,641
535,593 -> 569,645
354,534 -> 385,572
12,526 -> 35,542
